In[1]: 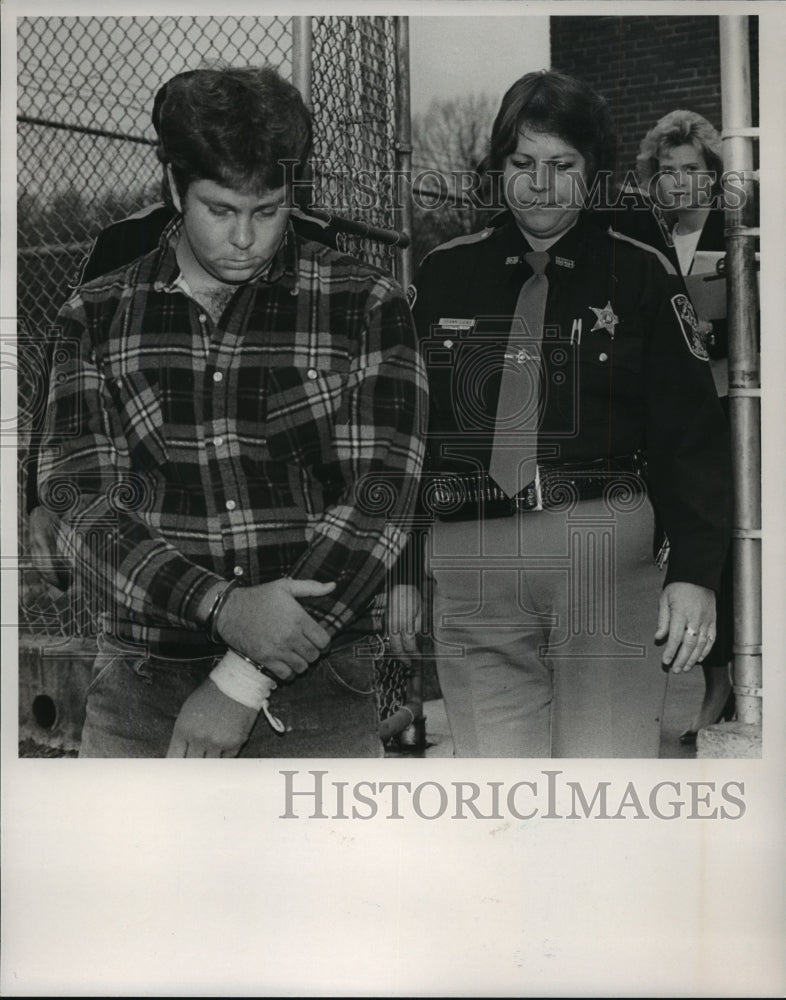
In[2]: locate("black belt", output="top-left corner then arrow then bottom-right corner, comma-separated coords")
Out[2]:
428,454 -> 647,521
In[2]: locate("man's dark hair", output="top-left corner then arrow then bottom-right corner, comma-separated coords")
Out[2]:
156,65 -> 313,202
484,69 -> 617,195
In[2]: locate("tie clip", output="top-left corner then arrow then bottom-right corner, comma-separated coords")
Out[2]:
504,348 -> 535,364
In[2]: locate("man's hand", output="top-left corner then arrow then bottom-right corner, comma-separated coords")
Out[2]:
166,678 -> 258,757
655,581 -> 717,673
216,577 -> 335,681
386,584 -> 421,661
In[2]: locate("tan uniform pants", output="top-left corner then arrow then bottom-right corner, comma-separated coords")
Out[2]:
429,495 -> 668,758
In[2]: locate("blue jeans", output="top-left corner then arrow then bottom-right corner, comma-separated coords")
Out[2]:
79,633 -> 385,758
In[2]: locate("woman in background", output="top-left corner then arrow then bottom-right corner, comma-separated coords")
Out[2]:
629,110 -> 727,388
626,110 -> 736,745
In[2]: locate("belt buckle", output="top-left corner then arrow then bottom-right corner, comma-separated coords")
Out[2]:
513,467 -> 543,512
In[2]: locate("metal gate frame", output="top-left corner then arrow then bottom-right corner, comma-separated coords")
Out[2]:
719,15 -> 762,742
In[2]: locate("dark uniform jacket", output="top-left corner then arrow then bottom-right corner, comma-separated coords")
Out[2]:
609,201 -> 725,273
411,211 -> 731,592
609,201 -> 730,360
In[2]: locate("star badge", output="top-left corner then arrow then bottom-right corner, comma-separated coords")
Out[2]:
589,301 -> 620,338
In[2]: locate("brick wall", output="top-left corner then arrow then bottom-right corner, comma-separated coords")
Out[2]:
550,15 -> 759,180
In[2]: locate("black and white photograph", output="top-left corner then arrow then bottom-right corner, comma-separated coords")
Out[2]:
2,0 -> 785,995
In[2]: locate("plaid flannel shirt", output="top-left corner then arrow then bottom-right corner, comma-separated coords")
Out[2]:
38,218 -> 427,649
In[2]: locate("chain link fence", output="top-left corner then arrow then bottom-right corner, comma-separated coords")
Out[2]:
18,15 -> 402,342
311,16 -> 400,268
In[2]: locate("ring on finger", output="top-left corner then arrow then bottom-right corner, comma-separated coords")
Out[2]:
685,625 -> 698,637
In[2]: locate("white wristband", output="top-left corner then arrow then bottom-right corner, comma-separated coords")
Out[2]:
210,649 -> 277,711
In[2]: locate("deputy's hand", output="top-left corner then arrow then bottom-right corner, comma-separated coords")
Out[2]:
655,581 -> 717,673
386,584 -> 421,661
166,678 -> 258,758
215,578 -> 335,681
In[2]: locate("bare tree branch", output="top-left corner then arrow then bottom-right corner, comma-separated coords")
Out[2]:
411,94 -> 498,265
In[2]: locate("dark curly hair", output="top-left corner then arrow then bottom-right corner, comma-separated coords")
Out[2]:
155,65 -> 312,202
484,69 -> 617,204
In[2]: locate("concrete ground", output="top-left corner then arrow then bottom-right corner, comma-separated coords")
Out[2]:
421,664 -> 706,759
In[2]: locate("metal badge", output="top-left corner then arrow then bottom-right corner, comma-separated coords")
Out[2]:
589,301 -> 620,338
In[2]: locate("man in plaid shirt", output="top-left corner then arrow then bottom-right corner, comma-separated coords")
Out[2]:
38,66 -> 427,758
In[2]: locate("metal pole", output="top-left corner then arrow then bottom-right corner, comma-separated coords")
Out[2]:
292,18 -> 315,213
394,16 -> 414,289
719,16 -> 762,727
17,116 -> 155,145
292,17 -> 313,109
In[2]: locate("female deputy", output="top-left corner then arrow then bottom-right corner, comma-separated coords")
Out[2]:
389,71 -> 732,757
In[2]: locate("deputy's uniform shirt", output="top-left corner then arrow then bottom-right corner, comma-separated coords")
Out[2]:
410,211 -> 731,592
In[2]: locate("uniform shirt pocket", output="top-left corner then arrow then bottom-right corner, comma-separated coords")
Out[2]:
577,330 -> 646,428
580,327 -> 642,369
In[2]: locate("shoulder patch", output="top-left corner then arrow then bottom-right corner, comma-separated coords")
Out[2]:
406,283 -> 417,309
671,293 -> 709,360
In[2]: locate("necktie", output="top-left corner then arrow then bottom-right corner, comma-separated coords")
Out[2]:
488,250 -> 550,497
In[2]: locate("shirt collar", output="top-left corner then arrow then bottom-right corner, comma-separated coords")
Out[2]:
150,215 -> 300,294
536,212 -> 591,267
493,211 -> 592,284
